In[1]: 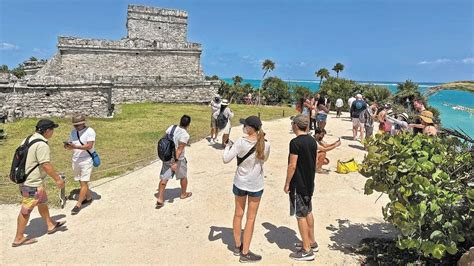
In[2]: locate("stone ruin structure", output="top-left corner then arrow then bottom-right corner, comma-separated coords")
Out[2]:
0,5 -> 219,120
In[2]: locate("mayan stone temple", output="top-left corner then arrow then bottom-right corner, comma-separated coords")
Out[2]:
0,5 -> 219,119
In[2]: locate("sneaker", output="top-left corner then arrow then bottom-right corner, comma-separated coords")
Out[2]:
289,248 -> 315,261
295,241 -> 319,252
233,244 -> 242,256
208,139 -> 215,146
71,206 -> 81,215
239,251 -> 262,263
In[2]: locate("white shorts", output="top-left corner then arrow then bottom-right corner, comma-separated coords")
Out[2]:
72,158 -> 93,182
352,118 -> 364,128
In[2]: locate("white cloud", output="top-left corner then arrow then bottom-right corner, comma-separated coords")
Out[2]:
462,57 -> 474,64
0,42 -> 19,50
417,58 -> 451,65
418,57 -> 474,65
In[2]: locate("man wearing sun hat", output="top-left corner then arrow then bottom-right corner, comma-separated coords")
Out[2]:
12,119 -> 66,247
65,114 -> 96,215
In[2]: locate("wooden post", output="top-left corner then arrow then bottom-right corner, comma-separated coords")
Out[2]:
258,112 -> 261,119
283,110 -> 285,117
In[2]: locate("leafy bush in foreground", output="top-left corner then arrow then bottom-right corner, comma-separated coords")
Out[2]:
360,133 -> 473,260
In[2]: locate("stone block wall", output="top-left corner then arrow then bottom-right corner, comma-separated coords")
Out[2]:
112,81 -> 220,103
127,5 -> 188,42
0,86 -> 111,119
56,51 -> 202,81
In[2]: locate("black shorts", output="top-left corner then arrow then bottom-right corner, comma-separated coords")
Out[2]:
289,191 -> 312,218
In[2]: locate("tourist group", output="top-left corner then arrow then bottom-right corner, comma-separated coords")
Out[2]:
8,93 -> 438,263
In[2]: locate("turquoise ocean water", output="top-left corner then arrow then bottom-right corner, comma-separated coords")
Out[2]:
223,78 -> 474,137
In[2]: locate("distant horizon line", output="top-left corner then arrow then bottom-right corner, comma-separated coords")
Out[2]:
220,77 -> 444,85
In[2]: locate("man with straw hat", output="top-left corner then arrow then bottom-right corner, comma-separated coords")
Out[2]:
64,114 -> 96,215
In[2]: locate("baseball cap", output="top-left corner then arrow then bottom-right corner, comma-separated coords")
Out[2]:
36,119 -> 59,131
399,112 -> 409,121
221,99 -> 229,106
239,116 -> 262,130
292,114 -> 309,130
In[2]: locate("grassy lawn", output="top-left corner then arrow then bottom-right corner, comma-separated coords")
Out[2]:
0,103 -> 295,204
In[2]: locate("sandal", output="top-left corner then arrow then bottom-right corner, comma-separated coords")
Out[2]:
180,192 -> 192,199
155,201 -> 164,209
12,238 -> 37,247
47,221 -> 66,234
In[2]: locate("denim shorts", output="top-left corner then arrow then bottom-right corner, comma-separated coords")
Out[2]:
233,185 -> 263,198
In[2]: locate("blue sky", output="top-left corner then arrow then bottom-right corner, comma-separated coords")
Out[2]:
0,0 -> 473,82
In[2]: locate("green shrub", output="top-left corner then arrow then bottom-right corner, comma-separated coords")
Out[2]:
360,133 -> 473,260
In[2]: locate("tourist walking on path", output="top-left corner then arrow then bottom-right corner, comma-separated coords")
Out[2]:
313,128 -> 341,173
350,94 -> 367,141
359,102 -> 378,140
284,114 -> 318,261
209,95 -> 221,145
335,98 -> 343,118
347,95 -> 356,117
223,116 -> 270,263
315,97 -> 329,130
217,99 -> 234,148
12,119 -> 66,247
64,114 -> 96,215
156,115 -> 193,208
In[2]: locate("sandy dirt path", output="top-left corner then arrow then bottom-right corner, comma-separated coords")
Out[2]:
0,113 -> 394,265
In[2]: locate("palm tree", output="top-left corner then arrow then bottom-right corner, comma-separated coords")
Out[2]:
315,68 -> 330,89
394,80 -> 422,107
332,63 -> 344,78
259,59 -> 275,105
232,75 -> 243,85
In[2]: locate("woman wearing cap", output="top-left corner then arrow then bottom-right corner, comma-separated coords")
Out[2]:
409,110 -> 437,136
64,114 -> 96,215
218,99 -> 234,148
386,112 -> 410,135
223,116 -> 270,263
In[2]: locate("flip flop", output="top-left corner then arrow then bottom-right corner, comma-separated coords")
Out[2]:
47,221 -> 66,234
12,238 -> 37,247
155,201 -> 164,209
180,192 -> 192,199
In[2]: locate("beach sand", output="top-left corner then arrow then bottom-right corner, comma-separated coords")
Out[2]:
0,112 -> 395,264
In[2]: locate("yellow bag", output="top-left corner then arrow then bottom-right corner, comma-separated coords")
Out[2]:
336,159 -> 359,174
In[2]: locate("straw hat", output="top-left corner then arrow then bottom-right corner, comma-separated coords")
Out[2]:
419,110 -> 434,124
72,114 -> 86,125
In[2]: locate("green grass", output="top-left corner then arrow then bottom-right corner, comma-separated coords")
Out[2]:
0,103 -> 295,204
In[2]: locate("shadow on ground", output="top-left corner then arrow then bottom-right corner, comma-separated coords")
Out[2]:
341,136 -> 356,141
348,144 -> 365,151
208,226 -> 235,253
154,188 -> 183,203
25,214 -> 67,239
326,219 -> 397,254
262,222 -> 300,252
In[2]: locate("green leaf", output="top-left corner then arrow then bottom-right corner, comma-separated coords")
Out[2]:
431,154 -> 443,164
429,230 -> 443,239
419,202 -> 427,217
446,242 -> 458,255
467,189 -> 474,200
394,202 -> 407,212
432,244 -> 446,260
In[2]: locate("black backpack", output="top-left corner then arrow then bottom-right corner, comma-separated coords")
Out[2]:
9,135 -> 47,184
157,125 -> 177,161
216,111 -> 228,130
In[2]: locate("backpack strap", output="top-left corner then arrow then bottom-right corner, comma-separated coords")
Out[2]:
24,137 -> 48,178
76,129 -> 94,159
169,125 -> 178,138
237,145 -> 257,166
